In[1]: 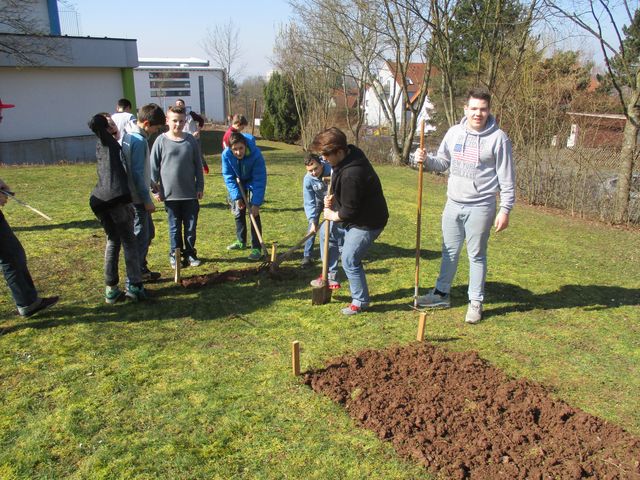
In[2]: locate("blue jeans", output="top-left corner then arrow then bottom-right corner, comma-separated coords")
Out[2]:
0,211 -> 39,312
318,220 -> 344,282
165,199 -> 199,257
132,203 -> 155,272
435,199 -> 496,302
229,194 -> 262,250
303,217 -> 320,258
322,224 -> 383,307
96,203 -> 142,287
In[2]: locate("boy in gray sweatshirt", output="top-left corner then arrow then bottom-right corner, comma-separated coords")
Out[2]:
150,105 -> 204,269
415,88 -> 515,324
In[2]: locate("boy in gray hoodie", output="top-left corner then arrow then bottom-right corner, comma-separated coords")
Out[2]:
415,88 -> 515,324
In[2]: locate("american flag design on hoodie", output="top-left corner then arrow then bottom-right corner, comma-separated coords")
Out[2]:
450,133 -> 481,180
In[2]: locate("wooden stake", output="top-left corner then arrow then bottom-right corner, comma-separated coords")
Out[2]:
414,120 -> 426,307
417,312 -> 427,341
292,341 -> 301,376
270,243 -> 277,263
174,247 -> 181,284
251,99 -> 257,136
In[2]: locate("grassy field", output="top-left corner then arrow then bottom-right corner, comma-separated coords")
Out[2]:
1,141 -> 638,479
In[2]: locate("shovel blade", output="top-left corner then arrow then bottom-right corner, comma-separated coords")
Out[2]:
311,285 -> 332,305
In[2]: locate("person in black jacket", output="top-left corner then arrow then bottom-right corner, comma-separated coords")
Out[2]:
309,127 -> 389,315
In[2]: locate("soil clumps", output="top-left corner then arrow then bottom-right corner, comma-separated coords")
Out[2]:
304,343 -> 640,479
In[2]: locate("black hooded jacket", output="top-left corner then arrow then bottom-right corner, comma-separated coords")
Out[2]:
331,145 -> 389,230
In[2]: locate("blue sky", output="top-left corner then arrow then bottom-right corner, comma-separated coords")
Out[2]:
63,0 -> 294,79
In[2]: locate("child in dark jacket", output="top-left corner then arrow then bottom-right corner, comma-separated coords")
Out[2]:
221,132 -> 267,261
88,113 -> 146,303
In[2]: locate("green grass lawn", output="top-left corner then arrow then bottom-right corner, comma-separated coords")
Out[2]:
1,141 -> 639,479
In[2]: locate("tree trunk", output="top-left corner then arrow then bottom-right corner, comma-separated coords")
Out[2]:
615,117 -> 637,223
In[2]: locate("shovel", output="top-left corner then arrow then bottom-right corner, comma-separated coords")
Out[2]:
311,181 -> 332,305
235,178 -> 269,259
0,189 -> 52,221
269,225 -> 326,273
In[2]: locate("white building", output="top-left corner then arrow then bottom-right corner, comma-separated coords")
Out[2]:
364,61 -> 435,133
0,0 -> 138,164
134,58 -> 226,122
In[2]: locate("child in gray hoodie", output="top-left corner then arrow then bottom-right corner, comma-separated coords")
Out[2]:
415,88 -> 515,324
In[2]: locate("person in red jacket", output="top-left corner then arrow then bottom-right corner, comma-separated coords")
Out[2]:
222,114 -> 249,149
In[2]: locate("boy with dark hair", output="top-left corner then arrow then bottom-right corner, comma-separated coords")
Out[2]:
301,153 -> 332,268
151,105 -> 205,268
121,103 -> 166,281
112,98 -> 136,142
221,132 -> 267,261
414,88 -> 515,324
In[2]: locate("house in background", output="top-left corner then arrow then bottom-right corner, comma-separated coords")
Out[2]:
134,58 -> 225,122
363,61 -> 436,133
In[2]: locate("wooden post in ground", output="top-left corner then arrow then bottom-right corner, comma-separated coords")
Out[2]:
174,248 -> 181,284
270,243 -> 277,263
292,341 -> 300,376
251,99 -> 257,136
417,312 -> 427,341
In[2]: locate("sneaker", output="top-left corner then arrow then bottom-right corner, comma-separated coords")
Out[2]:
187,255 -> 202,267
309,276 -> 341,290
169,254 -> 176,269
202,160 -> 210,175
301,256 -> 314,268
19,296 -> 59,317
105,286 -> 123,304
141,270 -> 161,282
465,300 -> 483,324
416,288 -> 450,308
247,248 -> 264,261
341,304 -> 367,315
226,240 -> 246,251
125,284 -> 147,302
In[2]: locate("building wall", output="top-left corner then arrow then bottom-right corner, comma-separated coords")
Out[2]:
0,0 -> 50,34
0,67 -> 123,142
133,68 -> 225,121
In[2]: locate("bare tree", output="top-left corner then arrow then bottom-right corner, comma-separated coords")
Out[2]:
544,0 -> 639,223
202,20 -> 246,121
0,0 -> 69,65
289,0 -> 433,164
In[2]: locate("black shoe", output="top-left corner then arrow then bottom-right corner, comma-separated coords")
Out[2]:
21,296 -> 59,318
142,270 -> 161,282
301,256 -> 314,268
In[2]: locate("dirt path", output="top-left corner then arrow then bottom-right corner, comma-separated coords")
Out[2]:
304,343 -> 640,479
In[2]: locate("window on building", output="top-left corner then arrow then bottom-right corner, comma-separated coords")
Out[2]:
150,81 -> 191,89
151,90 -> 191,98
149,72 -> 190,79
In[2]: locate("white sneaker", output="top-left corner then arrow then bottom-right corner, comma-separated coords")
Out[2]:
465,301 -> 483,324
416,288 -> 450,308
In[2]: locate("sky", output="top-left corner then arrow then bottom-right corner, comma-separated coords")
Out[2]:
61,0 -> 295,79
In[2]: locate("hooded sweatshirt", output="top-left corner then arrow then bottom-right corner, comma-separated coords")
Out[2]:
221,133 -> 267,206
121,124 -> 153,205
332,145 -> 388,230
427,115 -> 515,214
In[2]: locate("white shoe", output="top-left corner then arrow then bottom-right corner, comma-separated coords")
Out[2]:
416,288 -> 450,308
465,301 -> 483,324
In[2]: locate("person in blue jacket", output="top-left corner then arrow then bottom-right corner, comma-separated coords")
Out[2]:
301,153 -> 331,268
221,132 -> 267,261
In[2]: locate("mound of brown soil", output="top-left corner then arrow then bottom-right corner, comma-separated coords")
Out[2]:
304,343 -> 640,479
180,266 -> 266,288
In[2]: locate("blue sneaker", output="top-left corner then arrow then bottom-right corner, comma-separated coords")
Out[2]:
105,286 -> 123,304
125,284 -> 147,302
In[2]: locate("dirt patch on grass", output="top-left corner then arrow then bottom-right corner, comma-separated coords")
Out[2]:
304,343 -> 640,479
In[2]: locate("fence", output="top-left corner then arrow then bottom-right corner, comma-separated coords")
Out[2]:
359,135 -> 639,224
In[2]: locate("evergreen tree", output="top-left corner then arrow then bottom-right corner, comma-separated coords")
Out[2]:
262,72 -> 300,143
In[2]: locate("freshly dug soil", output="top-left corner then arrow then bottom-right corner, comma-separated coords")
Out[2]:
179,264 -> 295,288
304,343 -> 640,479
